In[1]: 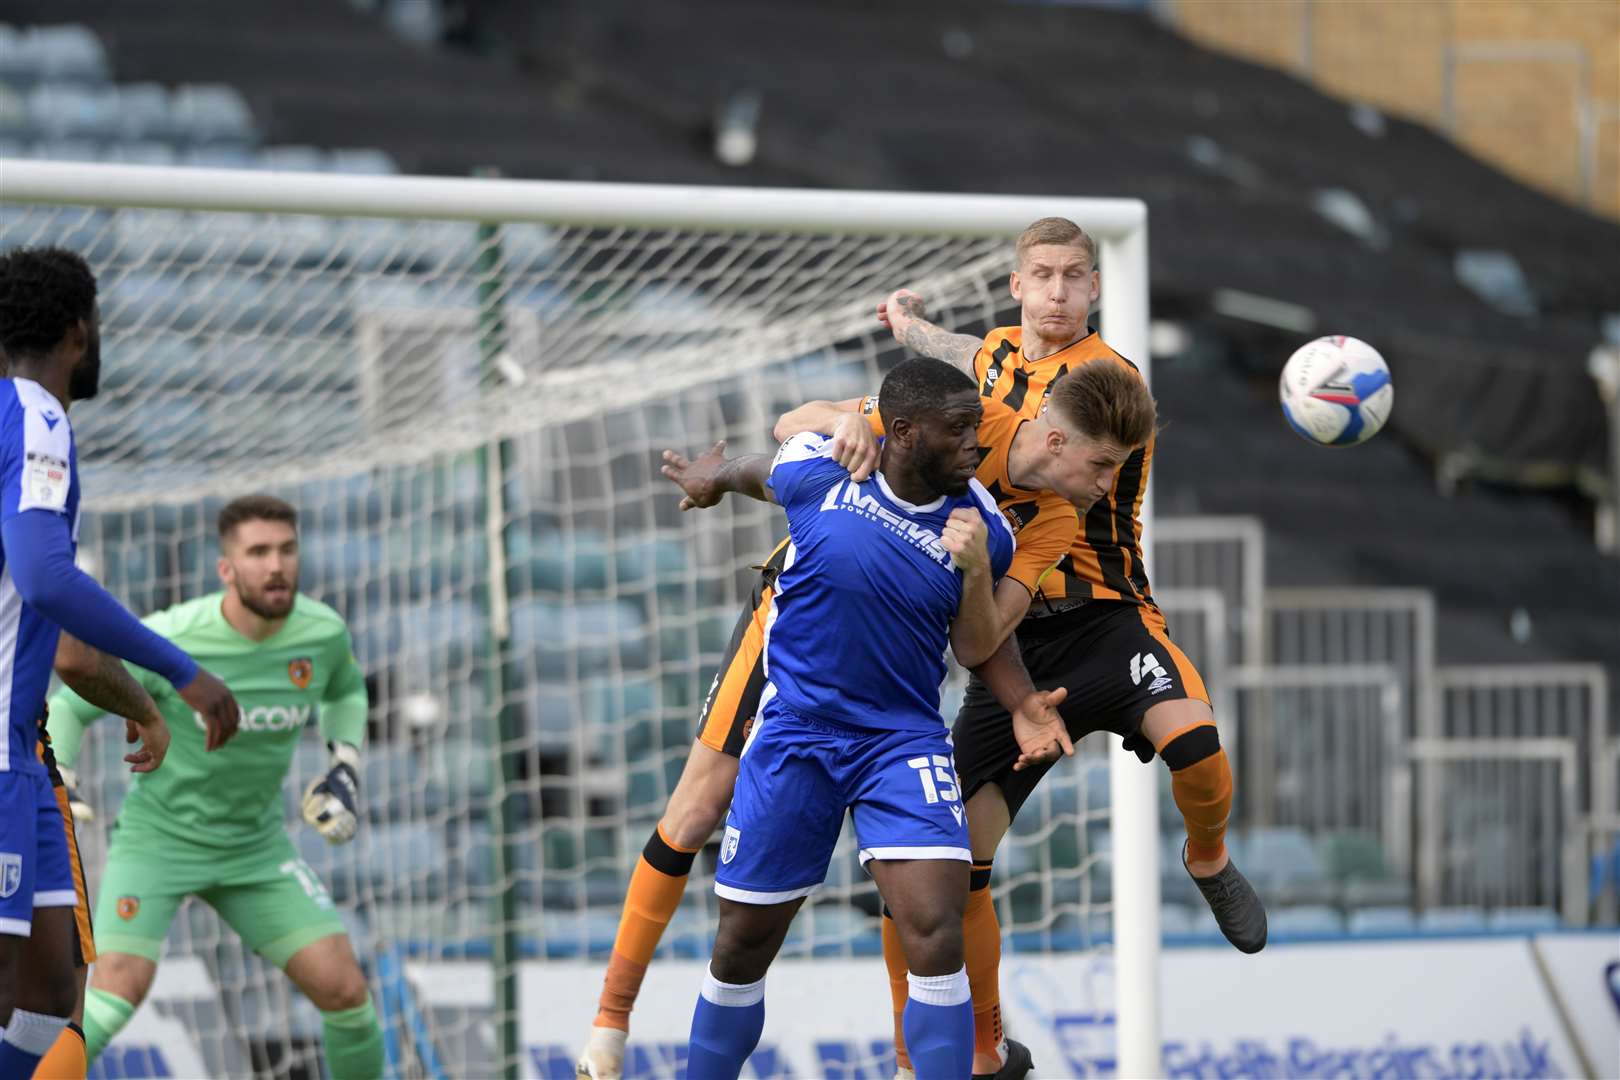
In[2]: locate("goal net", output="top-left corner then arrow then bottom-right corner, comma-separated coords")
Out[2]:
1,162 -> 1156,1079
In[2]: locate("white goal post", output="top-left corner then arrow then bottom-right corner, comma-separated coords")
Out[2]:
2,159 -> 1159,1077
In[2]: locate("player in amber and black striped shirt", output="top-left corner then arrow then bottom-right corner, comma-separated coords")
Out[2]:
865,216 -> 1267,1077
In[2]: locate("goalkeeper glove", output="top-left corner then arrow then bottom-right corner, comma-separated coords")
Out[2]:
302,742 -> 361,844
57,765 -> 95,823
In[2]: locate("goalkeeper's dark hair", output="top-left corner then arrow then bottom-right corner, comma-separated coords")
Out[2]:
219,494 -> 299,543
0,247 -> 98,362
877,356 -> 977,429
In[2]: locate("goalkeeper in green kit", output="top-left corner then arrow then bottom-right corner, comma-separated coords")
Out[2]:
45,495 -> 384,1079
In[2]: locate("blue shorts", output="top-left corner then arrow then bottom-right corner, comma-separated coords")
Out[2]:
714,698 -> 970,904
0,769 -> 76,937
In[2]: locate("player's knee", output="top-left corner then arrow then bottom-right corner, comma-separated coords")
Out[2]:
892,902 -> 965,975
14,961 -> 77,1019
660,793 -> 727,852
662,754 -> 737,850
313,967 -> 371,1012
1141,698 -> 1217,758
708,917 -> 781,985
90,952 -> 154,1008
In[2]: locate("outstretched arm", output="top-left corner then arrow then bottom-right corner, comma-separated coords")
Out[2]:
660,440 -> 776,509
879,289 -> 984,376
52,632 -> 170,774
970,635 -> 1075,771
4,512 -> 241,750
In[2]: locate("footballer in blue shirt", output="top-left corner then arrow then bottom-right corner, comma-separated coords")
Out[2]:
674,359 -> 1070,1080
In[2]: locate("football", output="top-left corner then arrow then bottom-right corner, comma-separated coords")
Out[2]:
1279,335 -> 1394,446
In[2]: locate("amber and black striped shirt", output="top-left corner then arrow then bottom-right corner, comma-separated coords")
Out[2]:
972,326 -> 1154,606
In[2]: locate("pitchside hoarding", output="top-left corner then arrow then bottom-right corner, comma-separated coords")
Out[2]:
424,938 -> 1586,1078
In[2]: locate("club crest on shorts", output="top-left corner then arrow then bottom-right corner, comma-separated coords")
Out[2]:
0,853 -> 19,899
117,895 -> 140,920
721,825 -> 741,865
288,657 -> 314,689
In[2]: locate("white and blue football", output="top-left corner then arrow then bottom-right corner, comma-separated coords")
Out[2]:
1279,335 -> 1393,447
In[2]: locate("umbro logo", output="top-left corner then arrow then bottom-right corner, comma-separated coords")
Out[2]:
1130,651 -> 1170,689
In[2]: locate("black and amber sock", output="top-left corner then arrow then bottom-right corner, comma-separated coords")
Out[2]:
1158,721 -> 1232,865
594,824 -> 700,1031
963,860 -> 1003,1063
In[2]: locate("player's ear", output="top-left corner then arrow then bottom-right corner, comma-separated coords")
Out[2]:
888,414 -> 914,448
63,317 -> 88,356
1008,270 -> 1022,303
216,555 -> 232,587
1086,268 -> 1100,307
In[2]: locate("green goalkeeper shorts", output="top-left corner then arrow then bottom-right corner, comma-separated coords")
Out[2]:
93,825 -> 346,969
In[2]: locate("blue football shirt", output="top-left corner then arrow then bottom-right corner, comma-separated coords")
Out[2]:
0,378 -> 80,775
762,432 -> 1014,733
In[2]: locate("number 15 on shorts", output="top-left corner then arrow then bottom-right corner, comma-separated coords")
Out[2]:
908,754 -> 961,807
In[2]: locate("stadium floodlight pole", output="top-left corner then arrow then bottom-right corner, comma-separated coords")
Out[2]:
1097,219 -> 1163,1080
473,184 -> 523,1080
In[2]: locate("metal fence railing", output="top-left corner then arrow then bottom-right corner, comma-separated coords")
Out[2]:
1153,516 -> 1264,670
1223,664 -> 1408,874
1409,738 -> 1585,924
1145,520 -> 1614,925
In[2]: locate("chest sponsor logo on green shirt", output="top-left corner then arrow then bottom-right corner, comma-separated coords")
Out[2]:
193,703 -> 312,734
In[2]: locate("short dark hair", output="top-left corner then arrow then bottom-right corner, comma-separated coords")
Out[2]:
1047,359 -> 1157,449
218,494 -> 298,543
0,247 -> 98,362
878,357 -> 977,429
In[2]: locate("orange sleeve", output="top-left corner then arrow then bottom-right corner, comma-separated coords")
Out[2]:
1003,496 -> 1080,595
859,393 -> 885,437
972,341 -> 994,384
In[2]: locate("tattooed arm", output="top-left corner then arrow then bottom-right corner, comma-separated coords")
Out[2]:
52,631 -> 171,774
877,288 -> 984,375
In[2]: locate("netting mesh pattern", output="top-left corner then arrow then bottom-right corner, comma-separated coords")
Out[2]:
3,201 -> 1114,1076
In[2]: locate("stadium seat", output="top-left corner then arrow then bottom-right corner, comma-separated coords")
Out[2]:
367,900 -> 484,956
328,147 -> 400,174
299,529 -> 386,595
100,139 -> 179,166
0,25 -> 21,84
611,534 -> 689,591
1342,875 -> 1412,908
1485,906 -> 1560,932
1237,825 -> 1337,905
182,143 -> 257,170
1417,906 -> 1488,934
25,84 -> 121,140
1,25 -> 108,87
1316,828 -> 1397,881
509,597 -> 651,678
257,144 -> 328,172
1159,903 -> 1196,936
114,82 -> 179,141
540,907 -> 623,960
1269,905 -> 1346,936
100,267 -> 203,332
31,25 -> 111,84
506,526 -> 610,593
0,86 -> 26,137
169,83 -> 257,143
358,821 -> 449,901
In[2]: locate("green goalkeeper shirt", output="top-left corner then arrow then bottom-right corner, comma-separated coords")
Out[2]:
47,592 -> 369,850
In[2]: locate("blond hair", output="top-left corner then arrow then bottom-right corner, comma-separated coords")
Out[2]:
1015,216 -> 1098,272
1047,359 -> 1156,449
